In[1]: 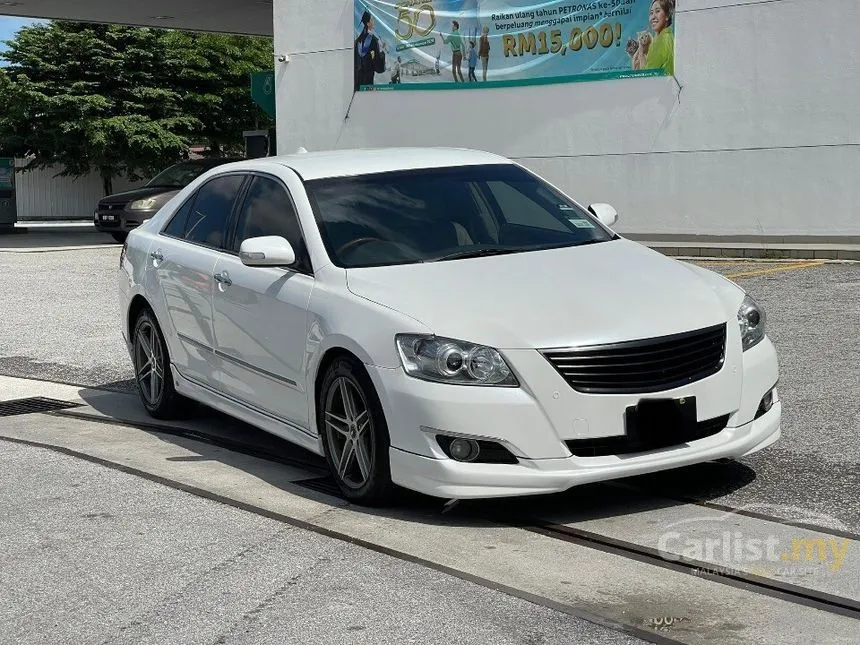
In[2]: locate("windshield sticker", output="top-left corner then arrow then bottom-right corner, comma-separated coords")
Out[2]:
569,218 -> 595,229
558,204 -> 575,211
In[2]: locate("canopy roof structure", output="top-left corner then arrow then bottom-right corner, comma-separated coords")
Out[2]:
0,0 -> 273,35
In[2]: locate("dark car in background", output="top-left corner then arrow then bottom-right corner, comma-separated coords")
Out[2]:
94,157 -> 243,242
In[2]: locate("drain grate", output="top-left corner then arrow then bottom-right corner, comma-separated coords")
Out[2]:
293,476 -> 345,499
0,397 -> 83,417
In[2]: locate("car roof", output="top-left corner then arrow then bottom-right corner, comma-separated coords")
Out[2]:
216,147 -> 513,181
192,157 -> 244,166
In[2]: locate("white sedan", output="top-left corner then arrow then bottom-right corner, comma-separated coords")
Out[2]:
118,148 -> 781,505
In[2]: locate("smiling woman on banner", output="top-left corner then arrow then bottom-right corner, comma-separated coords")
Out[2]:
644,0 -> 675,75
355,10 -> 385,91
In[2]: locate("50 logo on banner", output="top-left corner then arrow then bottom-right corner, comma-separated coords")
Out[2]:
395,0 -> 437,41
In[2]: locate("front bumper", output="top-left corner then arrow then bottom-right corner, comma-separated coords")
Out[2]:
94,209 -> 158,233
367,333 -> 780,499
388,403 -> 781,499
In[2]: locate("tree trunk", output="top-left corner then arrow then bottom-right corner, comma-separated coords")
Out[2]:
101,168 -> 113,196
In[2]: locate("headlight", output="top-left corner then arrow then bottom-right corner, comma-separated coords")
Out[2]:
128,197 -> 160,210
737,294 -> 766,351
395,335 -> 518,386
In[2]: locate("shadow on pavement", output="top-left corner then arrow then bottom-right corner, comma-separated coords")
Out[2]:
0,225 -> 120,251
69,383 -> 760,532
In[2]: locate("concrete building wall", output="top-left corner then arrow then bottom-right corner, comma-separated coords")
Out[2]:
273,0 -> 860,238
13,161 -> 144,221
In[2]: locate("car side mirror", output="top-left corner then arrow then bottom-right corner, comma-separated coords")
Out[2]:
588,203 -> 618,228
239,235 -> 296,267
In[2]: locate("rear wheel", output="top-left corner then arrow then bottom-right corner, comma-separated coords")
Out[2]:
318,355 -> 394,506
132,308 -> 183,419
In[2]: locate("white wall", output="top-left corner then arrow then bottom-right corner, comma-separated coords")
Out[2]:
13,160 -> 144,221
274,0 -> 860,238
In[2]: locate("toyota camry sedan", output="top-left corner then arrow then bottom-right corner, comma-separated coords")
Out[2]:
118,147 -> 781,505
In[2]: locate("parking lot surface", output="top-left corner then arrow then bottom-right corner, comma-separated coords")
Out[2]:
1,232 -> 858,644
2,442 -> 644,645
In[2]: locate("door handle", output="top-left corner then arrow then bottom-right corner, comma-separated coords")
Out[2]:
213,271 -> 232,286
150,250 -> 164,262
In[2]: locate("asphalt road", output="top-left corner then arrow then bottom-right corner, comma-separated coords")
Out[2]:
0,240 -> 857,534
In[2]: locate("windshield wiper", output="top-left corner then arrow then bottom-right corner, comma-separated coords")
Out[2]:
430,247 -> 523,262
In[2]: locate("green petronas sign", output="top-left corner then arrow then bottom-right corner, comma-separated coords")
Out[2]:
250,71 -> 276,119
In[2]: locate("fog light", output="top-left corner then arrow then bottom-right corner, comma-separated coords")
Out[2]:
756,389 -> 775,419
448,438 -> 480,462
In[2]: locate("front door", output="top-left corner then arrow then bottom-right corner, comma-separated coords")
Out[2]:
211,174 -> 315,433
151,173 -> 246,387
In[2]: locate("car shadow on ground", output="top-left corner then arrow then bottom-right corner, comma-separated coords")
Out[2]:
0,226 -> 119,251
72,385 -> 760,532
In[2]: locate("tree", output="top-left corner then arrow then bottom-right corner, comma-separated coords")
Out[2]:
165,32 -> 274,156
0,22 -> 273,195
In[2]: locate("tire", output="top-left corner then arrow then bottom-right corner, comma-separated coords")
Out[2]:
111,232 -> 127,243
318,354 -> 394,506
132,308 -> 184,419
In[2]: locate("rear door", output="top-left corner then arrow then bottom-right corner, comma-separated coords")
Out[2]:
150,173 -> 247,388
210,173 -> 315,432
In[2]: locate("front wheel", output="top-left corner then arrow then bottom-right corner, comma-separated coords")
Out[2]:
318,355 -> 394,506
111,232 -> 127,243
132,308 -> 184,419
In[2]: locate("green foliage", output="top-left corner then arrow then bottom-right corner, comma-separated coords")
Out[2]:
0,22 -> 273,194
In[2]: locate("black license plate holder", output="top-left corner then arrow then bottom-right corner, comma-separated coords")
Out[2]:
625,397 -> 697,445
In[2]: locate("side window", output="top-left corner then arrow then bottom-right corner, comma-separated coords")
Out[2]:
163,197 -> 195,238
233,176 -> 311,272
486,181 -> 569,233
184,174 -> 245,248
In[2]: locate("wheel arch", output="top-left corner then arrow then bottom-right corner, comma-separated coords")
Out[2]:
127,294 -> 154,341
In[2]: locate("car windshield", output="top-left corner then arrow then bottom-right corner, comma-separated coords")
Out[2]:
147,162 -> 216,188
305,164 -> 615,268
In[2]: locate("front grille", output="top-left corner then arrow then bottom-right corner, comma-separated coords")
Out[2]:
565,414 -> 731,457
541,324 -> 727,394
98,202 -> 127,212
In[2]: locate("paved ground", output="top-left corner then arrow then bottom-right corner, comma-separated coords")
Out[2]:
1,234 -> 858,643
0,442 -> 642,645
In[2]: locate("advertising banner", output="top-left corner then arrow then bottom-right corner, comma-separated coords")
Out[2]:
353,0 -> 676,91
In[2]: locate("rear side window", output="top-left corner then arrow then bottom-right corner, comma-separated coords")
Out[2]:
183,175 -> 245,248
163,198 -> 194,238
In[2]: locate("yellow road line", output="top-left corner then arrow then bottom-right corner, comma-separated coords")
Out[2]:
725,261 -> 825,279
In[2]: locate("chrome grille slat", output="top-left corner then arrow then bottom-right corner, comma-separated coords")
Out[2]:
542,324 -> 727,394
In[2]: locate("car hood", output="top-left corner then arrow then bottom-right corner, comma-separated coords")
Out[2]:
345,239 -> 736,349
100,186 -> 179,205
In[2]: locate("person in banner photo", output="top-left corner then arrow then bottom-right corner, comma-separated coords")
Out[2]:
478,25 -> 490,81
354,9 -> 385,91
391,56 -> 402,84
642,0 -> 675,75
439,20 -> 465,82
467,40 -> 478,82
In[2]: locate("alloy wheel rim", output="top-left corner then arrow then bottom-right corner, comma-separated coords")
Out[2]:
324,377 -> 374,489
135,321 -> 164,406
